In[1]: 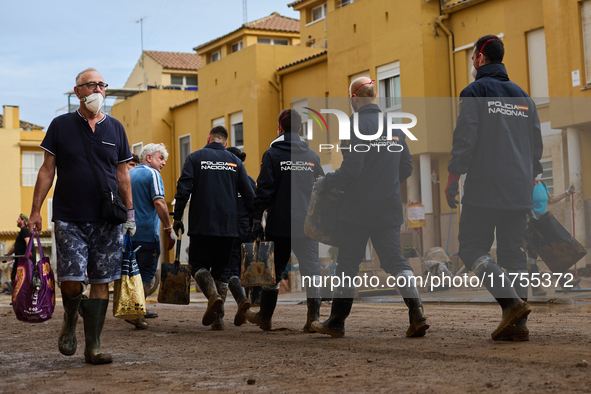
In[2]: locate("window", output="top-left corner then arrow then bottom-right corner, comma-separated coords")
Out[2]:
338,0 -> 355,7
231,41 -> 243,53
582,1 -> 591,85
179,135 -> 191,173
377,61 -> 401,111
540,158 -> 554,195
170,75 -> 198,88
230,112 -> 244,149
171,75 -> 183,85
291,99 -> 309,140
186,76 -> 197,86
527,28 -> 549,104
22,151 -> 43,186
132,142 -> 143,157
212,116 -> 225,129
257,37 -> 289,45
467,51 -> 475,84
211,50 -> 221,63
46,198 -> 53,230
311,3 -> 327,22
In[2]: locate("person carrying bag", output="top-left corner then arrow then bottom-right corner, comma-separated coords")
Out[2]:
12,228 -> 56,323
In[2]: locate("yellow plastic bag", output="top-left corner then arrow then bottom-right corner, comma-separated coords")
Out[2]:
113,234 -> 145,319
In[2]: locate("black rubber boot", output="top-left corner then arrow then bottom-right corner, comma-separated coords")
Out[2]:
396,270 -> 430,337
527,261 -> 547,296
143,282 -> 158,319
472,256 -> 531,341
59,291 -> 83,356
303,278 -> 322,333
310,286 -> 355,338
244,287 -> 279,331
80,298 -> 113,365
228,276 -> 251,326
250,286 -> 262,307
194,269 -> 223,326
212,281 -> 228,331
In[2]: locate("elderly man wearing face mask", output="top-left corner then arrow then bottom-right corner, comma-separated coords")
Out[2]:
28,68 -> 133,364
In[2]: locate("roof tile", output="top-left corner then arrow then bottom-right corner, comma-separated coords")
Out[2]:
194,12 -> 299,51
0,114 -> 44,130
144,51 -> 202,71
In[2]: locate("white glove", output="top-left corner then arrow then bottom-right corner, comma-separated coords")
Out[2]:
123,210 -> 136,236
164,227 -> 176,251
565,184 -> 575,196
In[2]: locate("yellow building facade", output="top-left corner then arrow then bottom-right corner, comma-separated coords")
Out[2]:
0,105 -> 52,256
113,1 -> 591,264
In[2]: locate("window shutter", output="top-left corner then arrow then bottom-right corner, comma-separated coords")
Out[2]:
527,28 -> 549,103
583,1 -> 591,85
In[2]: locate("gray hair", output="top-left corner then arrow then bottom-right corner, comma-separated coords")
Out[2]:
76,68 -> 98,85
140,143 -> 169,162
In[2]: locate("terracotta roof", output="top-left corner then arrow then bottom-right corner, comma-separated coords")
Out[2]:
194,12 -> 299,51
277,50 -> 327,71
287,0 -> 307,7
144,51 -> 202,71
170,97 -> 199,110
0,114 -> 43,130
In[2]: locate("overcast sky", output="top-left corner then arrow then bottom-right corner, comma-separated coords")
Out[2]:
0,0 -> 299,129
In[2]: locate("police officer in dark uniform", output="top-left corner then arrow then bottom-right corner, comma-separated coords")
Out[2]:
216,146 -> 256,330
245,109 -> 325,332
445,35 -> 543,341
173,126 -> 255,328
311,77 -> 429,338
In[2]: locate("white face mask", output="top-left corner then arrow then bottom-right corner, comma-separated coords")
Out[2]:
471,65 -> 478,79
83,93 -> 104,114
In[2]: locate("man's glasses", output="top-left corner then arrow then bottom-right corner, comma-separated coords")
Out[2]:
77,81 -> 108,91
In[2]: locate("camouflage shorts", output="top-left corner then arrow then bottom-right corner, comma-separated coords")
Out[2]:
54,220 -> 123,284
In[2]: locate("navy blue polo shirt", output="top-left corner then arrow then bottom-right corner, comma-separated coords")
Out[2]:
41,111 -> 132,222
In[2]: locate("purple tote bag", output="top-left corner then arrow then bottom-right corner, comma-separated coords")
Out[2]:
12,228 -> 56,323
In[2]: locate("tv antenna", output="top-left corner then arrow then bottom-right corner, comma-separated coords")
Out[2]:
136,16 -> 147,68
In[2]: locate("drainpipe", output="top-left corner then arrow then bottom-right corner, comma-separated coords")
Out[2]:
434,13 -> 457,128
269,74 -> 283,112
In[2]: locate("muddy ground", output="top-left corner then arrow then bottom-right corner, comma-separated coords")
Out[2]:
1,288 -> 591,393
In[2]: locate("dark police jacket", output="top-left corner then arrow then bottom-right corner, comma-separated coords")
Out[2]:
324,103 -> 413,227
238,176 -> 257,229
254,132 -> 324,237
174,142 -> 255,237
448,63 -> 543,210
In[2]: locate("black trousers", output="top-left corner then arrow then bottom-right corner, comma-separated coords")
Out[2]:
189,235 -> 235,281
458,204 -> 528,271
266,235 -> 322,285
220,227 -> 248,282
335,223 -> 412,278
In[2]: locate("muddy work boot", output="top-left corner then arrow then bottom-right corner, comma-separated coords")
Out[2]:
558,275 -> 582,293
228,276 -> 251,326
212,281 -> 228,330
194,269 -> 223,326
303,276 -> 322,333
311,285 -> 355,338
245,286 -> 279,331
396,270 -> 430,337
59,291 -> 83,356
472,256 -> 531,341
80,298 -> 113,365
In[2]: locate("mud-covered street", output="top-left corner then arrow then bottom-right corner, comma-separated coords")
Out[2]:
1,285 -> 591,393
